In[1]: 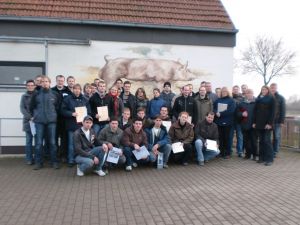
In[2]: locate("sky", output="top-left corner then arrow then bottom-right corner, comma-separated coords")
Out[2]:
221,0 -> 300,100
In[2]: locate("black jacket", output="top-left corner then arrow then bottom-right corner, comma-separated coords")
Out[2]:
273,92 -> 286,124
253,95 -> 275,129
195,119 -> 219,144
74,128 -> 101,158
120,92 -> 136,118
20,91 -> 34,132
237,99 -> 256,130
172,95 -> 197,124
89,92 -> 113,125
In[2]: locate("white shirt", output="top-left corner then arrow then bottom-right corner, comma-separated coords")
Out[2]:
81,127 -> 91,141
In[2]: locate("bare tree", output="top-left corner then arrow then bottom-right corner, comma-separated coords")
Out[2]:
240,36 -> 296,85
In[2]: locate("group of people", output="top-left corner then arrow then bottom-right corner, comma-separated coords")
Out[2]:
20,74 -> 286,176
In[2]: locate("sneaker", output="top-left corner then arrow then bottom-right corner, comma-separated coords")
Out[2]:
163,164 -> 169,169
198,161 -> 204,166
264,162 -> 273,166
125,166 -> 132,171
94,169 -> 106,177
53,163 -> 60,169
26,161 -> 33,165
132,162 -> 138,168
77,165 -> 84,176
238,153 -> 243,158
182,162 -> 188,166
33,163 -> 43,170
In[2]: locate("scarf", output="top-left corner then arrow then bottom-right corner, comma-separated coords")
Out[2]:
109,92 -> 119,117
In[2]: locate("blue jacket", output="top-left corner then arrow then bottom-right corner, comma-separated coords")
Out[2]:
30,88 -> 60,124
145,124 -> 170,150
61,93 -> 91,131
237,99 -> 256,130
147,97 -> 166,119
213,96 -> 236,126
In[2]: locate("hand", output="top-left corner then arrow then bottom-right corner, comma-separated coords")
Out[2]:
107,116 -> 110,121
252,124 -> 256,128
152,145 -> 159,155
265,124 -> 272,130
95,114 -> 100,119
93,157 -> 99,165
216,112 -> 220,117
107,143 -> 113,150
242,111 -> 248,117
102,144 -> 109,152
134,144 -> 140,150
72,112 -> 78,117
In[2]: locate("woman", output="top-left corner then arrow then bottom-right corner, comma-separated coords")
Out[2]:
109,86 -> 124,120
83,83 -> 93,99
135,87 -> 149,113
253,86 -> 275,166
213,87 -> 236,159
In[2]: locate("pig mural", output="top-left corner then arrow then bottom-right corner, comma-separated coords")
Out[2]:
99,56 -> 198,88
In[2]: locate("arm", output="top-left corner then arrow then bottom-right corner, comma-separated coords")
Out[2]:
20,95 -> 31,120
279,96 -> 286,124
157,129 -> 170,147
121,129 -> 135,148
60,98 -> 74,118
182,126 -> 194,144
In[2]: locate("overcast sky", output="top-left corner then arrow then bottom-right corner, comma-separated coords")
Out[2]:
221,0 -> 300,100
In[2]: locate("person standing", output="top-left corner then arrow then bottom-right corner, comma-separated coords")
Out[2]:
119,81 -> 136,118
20,79 -> 36,165
160,82 -> 176,116
147,88 -> 166,119
194,86 -> 213,125
253,86 -> 275,166
270,83 -> 286,157
135,87 -> 149,114
205,82 -> 218,103
108,86 -> 124,120
30,76 -> 60,170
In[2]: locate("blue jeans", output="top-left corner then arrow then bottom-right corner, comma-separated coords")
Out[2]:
35,123 -> 57,165
257,129 -> 273,163
195,139 -> 220,162
93,124 -> 106,135
273,123 -> 281,155
67,131 -> 75,164
149,144 -> 172,165
75,147 -> 105,172
25,131 -> 34,163
229,123 -> 243,154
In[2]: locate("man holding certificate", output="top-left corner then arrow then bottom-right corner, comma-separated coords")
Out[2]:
169,111 -> 194,166
194,112 -> 220,166
121,118 -> 150,171
61,84 -> 91,167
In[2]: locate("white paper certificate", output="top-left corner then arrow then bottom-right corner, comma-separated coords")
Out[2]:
217,103 -> 228,113
75,106 -> 87,123
132,146 -> 150,160
187,116 -> 192,124
206,139 -> 218,151
106,147 -> 122,164
29,121 -> 36,136
171,142 -> 185,154
162,121 -> 172,132
97,106 -> 109,122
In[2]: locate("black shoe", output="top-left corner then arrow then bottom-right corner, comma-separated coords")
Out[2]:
67,163 -> 75,168
198,161 -> 204,166
257,160 -> 264,163
53,163 -> 60,169
264,162 -> 273,166
182,162 -> 188,166
238,153 -> 243,158
33,164 -> 43,170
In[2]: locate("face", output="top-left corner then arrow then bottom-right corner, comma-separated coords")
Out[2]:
206,114 -> 214,123
85,85 -> 91,94
110,87 -> 118,96
245,91 -> 253,100
154,118 -> 162,127
241,85 -> 248,93
35,77 -> 42,86
137,89 -> 144,98
73,86 -> 81,96
183,86 -> 190,97
94,79 -> 100,85
116,80 -> 123,88
221,88 -> 228,97
164,85 -> 171,92
82,120 -> 93,130
215,89 -> 221,97
160,107 -> 168,117
56,77 -> 65,87
26,82 -> 35,92
41,78 -> 51,89
98,83 -> 106,93
110,121 -> 119,131
67,78 -> 75,88
123,110 -> 131,120
189,84 -> 193,93
232,86 -> 240,95
124,84 -> 131,92
153,90 -> 160,98
270,84 -> 277,94
205,83 -> 212,92
199,87 -> 206,96
133,121 -> 143,132
179,113 -> 188,124
90,86 -> 97,94
137,110 -> 145,119
261,87 -> 269,96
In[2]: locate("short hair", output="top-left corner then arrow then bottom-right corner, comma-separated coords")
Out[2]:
90,83 -> 97,88
115,78 -> 123,83
206,111 -> 215,116
201,81 -> 206,85
98,80 -> 105,86
26,79 -> 35,84
160,106 -> 168,111
56,75 -> 65,80
42,76 -> 51,83
137,107 -> 146,113
124,81 -> 131,86
153,88 -> 160,93
35,74 -> 43,79
67,76 -> 75,81
233,85 -> 240,89
94,78 -> 100,82
133,117 -> 143,123
123,107 -> 131,113
179,111 -> 189,117
270,83 -> 277,87
73,83 -> 82,90
245,89 -> 254,94
109,117 -> 119,123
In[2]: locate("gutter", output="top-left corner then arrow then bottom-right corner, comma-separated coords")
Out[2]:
0,16 -> 239,34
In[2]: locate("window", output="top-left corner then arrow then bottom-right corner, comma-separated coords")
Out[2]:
0,61 -> 45,88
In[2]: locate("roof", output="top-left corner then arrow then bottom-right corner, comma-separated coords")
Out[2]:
0,0 -> 236,32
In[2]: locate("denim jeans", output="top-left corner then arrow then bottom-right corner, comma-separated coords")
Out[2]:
149,144 -> 172,165
257,129 -> 273,163
67,131 -> 75,164
273,123 -> 281,155
35,123 -> 57,165
75,146 -> 105,172
195,139 -> 220,162
93,123 -> 106,135
25,131 -> 34,163
229,123 -> 243,154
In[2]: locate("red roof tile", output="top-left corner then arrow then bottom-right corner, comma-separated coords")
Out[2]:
0,0 -> 235,31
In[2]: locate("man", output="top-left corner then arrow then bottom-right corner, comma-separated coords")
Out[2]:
159,106 -> 171,121
94,78 -> 101,87
119,107 -> 132,130
51,75 -> 72,98
160,82 -> 176,116
115,78 -> 124,93
97,117 -> 126,167
30,76 -> 60,170
205,82 -> 218,103
136,107 -> 153,129
145,115 -> 172,168
89,81 -> 113,134
121,118 -> 150,171
229,85 -> 244,157
194,112 -> 220,166
66,76 -> 75,93
187,83 -> 196,97
20,79 -> 36,165
270,83 -> 286,157
169,111 -> 194,166
34,74 -> 43,91
119,81 -> 136,118
73,115 -> 106,176
147,88 -> 166,119
90,83 -> 97,95
172,85 -> 197,125
194,86 -> 213,125
241,84 -> 248,98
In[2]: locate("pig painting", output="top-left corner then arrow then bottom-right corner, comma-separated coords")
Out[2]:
99,56 -> 197,88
